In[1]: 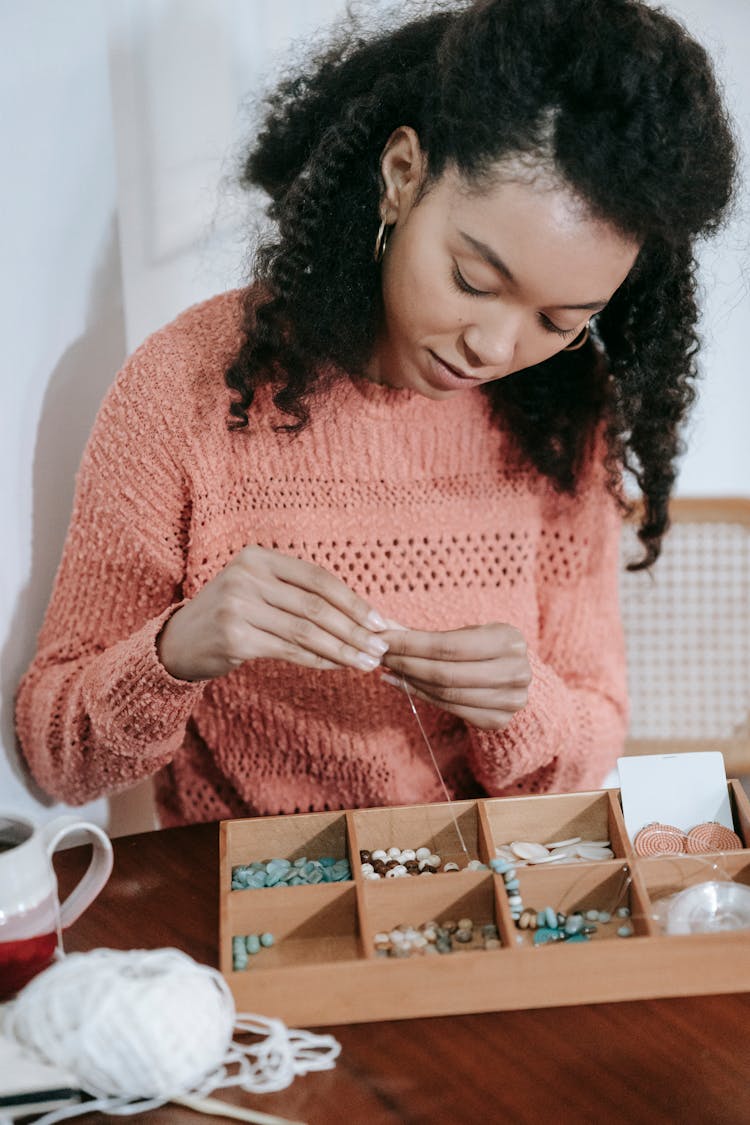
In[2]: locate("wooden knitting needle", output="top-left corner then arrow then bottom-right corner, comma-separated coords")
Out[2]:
174,1093 -> 307,1124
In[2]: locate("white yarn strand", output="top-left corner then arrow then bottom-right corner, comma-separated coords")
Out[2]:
2,948 -> 341,1125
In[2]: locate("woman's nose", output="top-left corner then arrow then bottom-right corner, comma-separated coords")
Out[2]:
462,316 -> 518,374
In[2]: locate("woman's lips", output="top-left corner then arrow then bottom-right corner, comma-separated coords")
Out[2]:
426,350 -> 482,390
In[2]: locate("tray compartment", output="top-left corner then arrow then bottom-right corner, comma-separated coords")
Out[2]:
483,790 -> 629,863
350,799 -> 485,869
637,852 -> 750,907
224,810 -> 352,879
503,861 -> 654,944
225,883 -> 360,969
363,872 -> 504,953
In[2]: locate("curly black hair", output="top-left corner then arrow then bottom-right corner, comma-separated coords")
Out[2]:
225,0 -> 737,568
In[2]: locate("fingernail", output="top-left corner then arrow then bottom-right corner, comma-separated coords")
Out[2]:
355,652 -> 381,671
366,609 -> 388,631
380,672 -> 403,689
384,618 -> 407,631
365,636 -> 389,657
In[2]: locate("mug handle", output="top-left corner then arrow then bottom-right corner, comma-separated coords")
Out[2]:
42,815 -> 114,928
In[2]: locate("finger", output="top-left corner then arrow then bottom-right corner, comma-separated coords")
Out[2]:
384,623 -> 527,662
238,603 -> 385,673
386,673 -> 529,711
241,546 -> 388,632
380,675 -> 517,732
382,652 -> 531,689
257,576 -> 391,660
227,647 -> 341,672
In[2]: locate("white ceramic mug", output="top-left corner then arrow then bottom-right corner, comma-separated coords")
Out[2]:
0,812 -> 113,997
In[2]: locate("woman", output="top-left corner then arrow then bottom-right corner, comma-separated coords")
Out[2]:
16,0 -> 736,826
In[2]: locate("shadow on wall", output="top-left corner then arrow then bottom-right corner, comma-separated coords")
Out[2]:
1,214 -> 157,835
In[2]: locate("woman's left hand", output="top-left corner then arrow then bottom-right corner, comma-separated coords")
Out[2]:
381,622 -> 532,731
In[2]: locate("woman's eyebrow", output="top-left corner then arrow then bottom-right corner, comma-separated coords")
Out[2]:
458,230 -> 608,312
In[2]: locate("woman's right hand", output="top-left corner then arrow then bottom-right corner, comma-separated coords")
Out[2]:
157,545 -> 390,682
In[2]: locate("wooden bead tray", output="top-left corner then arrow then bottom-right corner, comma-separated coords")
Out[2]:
219,781 -> 750,1025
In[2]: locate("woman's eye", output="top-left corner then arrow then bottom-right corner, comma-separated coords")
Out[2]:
539,313 -> 577,339
450,264 -> 492,298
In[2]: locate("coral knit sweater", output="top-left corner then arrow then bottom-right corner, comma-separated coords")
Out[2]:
16,291 -> 627,826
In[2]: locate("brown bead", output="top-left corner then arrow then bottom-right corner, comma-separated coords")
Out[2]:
359,850 -> 371,863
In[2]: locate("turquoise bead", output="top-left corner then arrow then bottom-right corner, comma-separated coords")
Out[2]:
564,932 -> 589,943
245,933 -> 261,954
598,911 -> 612,924
536,911 -> 547,928
260,932 -> 274,948
307,867 -> 324,884
617,925 -> 633,938
533,927 -> 557,945
319,856 -> 336,867
293,856 -> 307,868
564,915 -> 584,935
289,876 -> 305,885
504,878 -> 520,892
491,858 -> 512,874
544,906 -> 558,929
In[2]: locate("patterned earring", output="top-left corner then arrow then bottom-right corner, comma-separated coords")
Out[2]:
563,323 -> 590,352
373,217 -> 390,263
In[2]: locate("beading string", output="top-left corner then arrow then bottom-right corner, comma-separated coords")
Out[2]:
399,675 -> 470,858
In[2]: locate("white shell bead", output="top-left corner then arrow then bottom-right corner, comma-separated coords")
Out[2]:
576,845 -> 614,860
387,847 -> 401,859
360,863 -> 374,875
428,854 -> 441,867
545,837 -> 581,849
511,842 -> 550,860
400,849 -> 417,862
371,850 -> 387,862
415,847 -> 431,861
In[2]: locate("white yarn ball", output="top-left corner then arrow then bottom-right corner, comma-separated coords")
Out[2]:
7,949 -> 235,1099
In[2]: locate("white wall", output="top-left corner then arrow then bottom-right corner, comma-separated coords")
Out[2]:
2,0 -> 748,835
1,1 -> 124,830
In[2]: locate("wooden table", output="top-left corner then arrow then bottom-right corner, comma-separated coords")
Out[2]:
55,824 -> 750,1125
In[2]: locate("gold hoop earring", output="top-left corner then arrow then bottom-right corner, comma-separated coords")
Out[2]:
563,324 -> 590,352
373,218 -> 389,263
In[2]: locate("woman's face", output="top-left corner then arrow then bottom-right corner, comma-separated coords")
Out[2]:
366,129 -> 640,397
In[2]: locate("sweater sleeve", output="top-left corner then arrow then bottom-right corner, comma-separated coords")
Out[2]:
466,443 -> 628,796
15,339 -> 206,806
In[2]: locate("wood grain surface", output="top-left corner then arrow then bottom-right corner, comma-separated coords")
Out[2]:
53,824 -> 750,1125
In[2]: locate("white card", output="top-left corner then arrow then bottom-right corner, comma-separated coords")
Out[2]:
617,752 -> 733,839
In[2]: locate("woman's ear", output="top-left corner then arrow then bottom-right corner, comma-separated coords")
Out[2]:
378,126 -> 426,223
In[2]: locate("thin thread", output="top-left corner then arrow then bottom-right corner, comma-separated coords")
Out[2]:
399,676 -> 469,857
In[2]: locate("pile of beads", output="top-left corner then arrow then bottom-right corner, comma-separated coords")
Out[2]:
373,918 -> 501,957
231,856 -> 351,889
633,821 -> 743,857
521,906 -> 633,945
359,847 -> 488,880
494,837 -> 614,865
491,857 -> 633,944
232,931 -> 274,970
